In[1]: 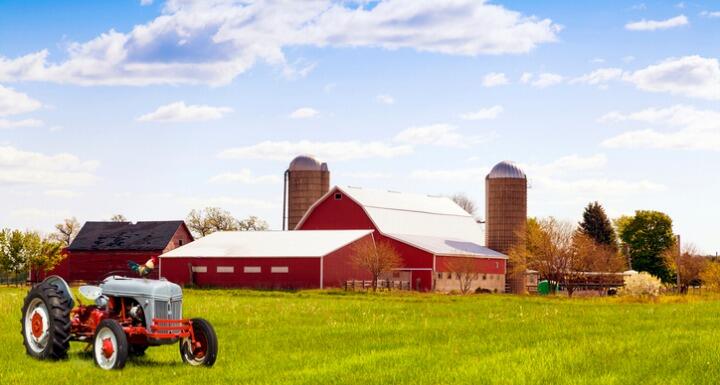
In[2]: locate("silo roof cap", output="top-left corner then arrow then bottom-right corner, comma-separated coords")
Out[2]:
487,161 -> 526,179
288,154 -> 324,171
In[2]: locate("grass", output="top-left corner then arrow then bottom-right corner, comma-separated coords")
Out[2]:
1,287 -> 720,385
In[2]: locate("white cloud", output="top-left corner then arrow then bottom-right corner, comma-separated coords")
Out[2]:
0,118 -> 43,129
410,167 -> 489,182
0,84 -> 41,116
137,101 -> 232,122
176,195 -> 278,210
531,73 -> 563,88
625,15 -> 688,31
590,57 -> 605,64
140,0 -> 153,5
376,94 -> 395,105
394,124 -> 487,148
519,72 -> 533,83
338,171 -> 392,179
524,154 -> 608,176
44,189 -> 80,198
459,105 -> 503,120
289,107 -> 319,119
630,3 -> 647,11
482,72 -> 509,87
676,2 -> 686,9
534,177 -> 666,195
0,145 -> 98,186
571,68 -> 624,87
218,140 -> 412,161
624,55 -> 720,100
0,1 -> 560,86
601,105 -> 720,151
209,169 -> 281,184
622,55 -> 636,63
700,11 -> 720,18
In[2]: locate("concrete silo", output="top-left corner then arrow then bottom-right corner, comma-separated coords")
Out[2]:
283,155 -> 330,230
485,161 -> 527,293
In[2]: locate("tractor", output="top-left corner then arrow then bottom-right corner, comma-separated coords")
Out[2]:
21,275 -> 218,370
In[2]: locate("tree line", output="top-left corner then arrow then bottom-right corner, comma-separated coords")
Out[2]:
0,208 -> 269,284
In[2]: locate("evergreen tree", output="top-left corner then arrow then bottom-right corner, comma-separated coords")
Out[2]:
578,202 -> 617,250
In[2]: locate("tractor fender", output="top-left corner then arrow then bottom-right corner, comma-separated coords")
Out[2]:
41,275 -> 75,309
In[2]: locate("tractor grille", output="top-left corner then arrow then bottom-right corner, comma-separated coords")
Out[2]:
154,299 -> 182,321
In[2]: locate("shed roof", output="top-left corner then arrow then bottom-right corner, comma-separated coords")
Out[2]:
160,230 -> 373,258
68,221 -> 189,251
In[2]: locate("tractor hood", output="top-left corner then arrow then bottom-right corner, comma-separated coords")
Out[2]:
100,276 -> 182,301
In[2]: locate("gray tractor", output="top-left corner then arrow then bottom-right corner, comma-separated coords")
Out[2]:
21,275 -> 218,370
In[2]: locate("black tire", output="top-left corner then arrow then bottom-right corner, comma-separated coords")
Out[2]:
129,344 -> 148,356
180,318 -> 218,367
93,319 -> 128,370
20,281 -> 71,360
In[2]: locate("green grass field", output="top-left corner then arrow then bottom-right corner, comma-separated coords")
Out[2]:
1,287 -> 719,385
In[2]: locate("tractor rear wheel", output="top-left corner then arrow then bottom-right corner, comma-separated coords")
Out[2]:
20,281 -> 71,360
179,318 -> 218,367
93,319 -> 128,370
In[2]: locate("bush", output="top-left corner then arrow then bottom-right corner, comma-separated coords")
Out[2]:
621,272 -> 662,298
475,288 -> 492,294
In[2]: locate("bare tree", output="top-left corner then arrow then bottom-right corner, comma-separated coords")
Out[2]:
110,214 -> 128,222
237,216 -> 269,231
446,258 -> 479,294
451,193 -> 478,216
664,243 -> 708,293
49,217 -> 81,246
350,238 -> 402,291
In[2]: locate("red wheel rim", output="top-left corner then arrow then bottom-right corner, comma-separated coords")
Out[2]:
31,312 -> 43,338
102,338 -> 114,359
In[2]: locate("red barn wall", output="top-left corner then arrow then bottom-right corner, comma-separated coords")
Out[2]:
163,225 -> 194,253
321,234 -> 374,288
435,256 -> 506,275
160,257 -> 321,289
64,250 -> 163,282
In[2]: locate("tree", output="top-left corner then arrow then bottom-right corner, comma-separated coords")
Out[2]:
186,207 -> 239,237
350,238 -> 402,291
446,258 -> 479,294
24,233 -> 65,283
50,217 -> 81,246
237,216 -> 269,231
700,262 -> 720,290
617,211 -> 675,282
0,229 -> 29,285
451,194 -> 478,216
110,214 -> 128,222
579,202 -> 617,250
663,243 -> 708,293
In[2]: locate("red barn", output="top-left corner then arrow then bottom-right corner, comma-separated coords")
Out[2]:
51,221 -> 193,282
159,230 -> 374,289
296,186 -> 507,292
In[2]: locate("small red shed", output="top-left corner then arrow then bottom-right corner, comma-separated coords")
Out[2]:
296,186 -> 507,292
51,221 -> 193,282
159,230 -> 374,289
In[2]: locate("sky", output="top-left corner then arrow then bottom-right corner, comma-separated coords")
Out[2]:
0,0 -> 718,253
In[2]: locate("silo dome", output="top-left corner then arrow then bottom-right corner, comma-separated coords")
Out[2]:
288,155 -> 323,171
487,161 -> 526,179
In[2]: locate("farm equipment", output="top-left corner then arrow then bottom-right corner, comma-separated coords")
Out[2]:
20,275 -> 218,370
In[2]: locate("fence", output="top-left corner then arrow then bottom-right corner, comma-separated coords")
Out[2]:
344,279 -> 411,291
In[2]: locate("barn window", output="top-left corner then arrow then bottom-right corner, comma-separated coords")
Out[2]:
334,193 -> 342,200
178,239 -> 184,246
482,274 -> 487,280
244,266 -> 261,273
191,266 -> 207,273
217,266 -> 234,273
495,262 -> 499,269
437,272 -> 442,279
271,266 -> 289,273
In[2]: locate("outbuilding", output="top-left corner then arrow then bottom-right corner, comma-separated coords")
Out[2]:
159,230 -> 374,289
50,221 -> 193,282
296,186 -> 507,292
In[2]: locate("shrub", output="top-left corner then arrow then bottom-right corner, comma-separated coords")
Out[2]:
475,288 -> 492,294
621,272 -> 662,298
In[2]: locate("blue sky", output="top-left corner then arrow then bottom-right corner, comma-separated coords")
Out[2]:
0,0 -> 718,253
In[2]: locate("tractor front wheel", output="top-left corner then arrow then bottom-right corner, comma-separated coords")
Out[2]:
180,318 -> 217,367
20,281 -> 71,360
93,319 -> 128,370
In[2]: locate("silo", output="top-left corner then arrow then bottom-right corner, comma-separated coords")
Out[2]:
283,155 -> 330,230
485,161 -> 527,293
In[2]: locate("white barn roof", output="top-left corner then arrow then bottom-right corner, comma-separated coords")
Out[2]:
160,230 -> 372,258
297,186 -> 500,258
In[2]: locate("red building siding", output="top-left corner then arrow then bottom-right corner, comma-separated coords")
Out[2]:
322,233 -> 374,287
161,257 -> 321,289
435,256 -> 506,275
